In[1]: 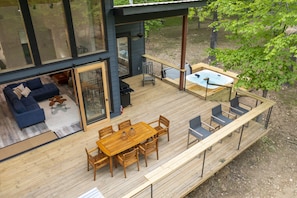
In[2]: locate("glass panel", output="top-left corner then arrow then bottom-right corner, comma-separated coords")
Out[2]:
79,68 -> 106,124
28,0 -> 70,63
70,0 -> 106,55
117,37 -> 129,77
0,1 -> 33,72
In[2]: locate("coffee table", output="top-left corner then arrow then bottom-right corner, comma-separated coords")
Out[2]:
49,95 -> 67,114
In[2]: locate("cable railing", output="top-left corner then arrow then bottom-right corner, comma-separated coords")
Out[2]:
123,89 -> 275,198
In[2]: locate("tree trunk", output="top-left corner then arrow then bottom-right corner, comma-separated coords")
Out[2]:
209,11 -> 218,63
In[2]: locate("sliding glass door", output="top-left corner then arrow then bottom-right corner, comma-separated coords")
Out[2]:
74,61 -> 110,131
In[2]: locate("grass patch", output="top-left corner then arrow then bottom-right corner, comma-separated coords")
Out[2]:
261,136 -> 276,152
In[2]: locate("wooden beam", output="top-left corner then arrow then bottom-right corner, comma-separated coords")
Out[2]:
179,15 -> 188,90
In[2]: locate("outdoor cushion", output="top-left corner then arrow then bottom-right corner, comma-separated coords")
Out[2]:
27,78 -> 43,90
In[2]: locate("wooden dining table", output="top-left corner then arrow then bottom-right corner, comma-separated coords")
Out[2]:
96,121 -> 158,176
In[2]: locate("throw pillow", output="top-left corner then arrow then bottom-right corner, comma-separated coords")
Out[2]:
26,78 -> 43,90
13,89 -> 22,100
21,87 -> 31,97
13,84 -> 24,100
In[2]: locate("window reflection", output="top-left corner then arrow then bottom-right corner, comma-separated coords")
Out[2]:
79,68 -> 107,124
0,1 -> 33,72
70,0 -> 106,55
117,37 -> 129,77
28,0 -> 70,63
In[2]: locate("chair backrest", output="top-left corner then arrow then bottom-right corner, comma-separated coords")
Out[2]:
159,115 -> 170,128
142,62 -> 154,75
144,138 -> 158,151
123,148 -> 139,164
189,116 -> 202,130
212,104 -> 222,116
230,97 -> 239,108
85,148 -> 92,162
118,119 -> 132,130
98,125 -> 114,139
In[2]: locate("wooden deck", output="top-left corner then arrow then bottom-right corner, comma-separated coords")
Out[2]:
0,75 -> 274,197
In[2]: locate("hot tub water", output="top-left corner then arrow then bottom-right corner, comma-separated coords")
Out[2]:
186,69 -> 234,89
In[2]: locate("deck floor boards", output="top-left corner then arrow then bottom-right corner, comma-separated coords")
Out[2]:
0,75 -> 270,197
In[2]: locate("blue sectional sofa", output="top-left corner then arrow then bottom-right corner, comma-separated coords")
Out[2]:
3,78 -> 59,128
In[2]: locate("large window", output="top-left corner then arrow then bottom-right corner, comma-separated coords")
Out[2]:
28,0 -> 71,63
0,1 -> 33,72
70,0 -> 106,55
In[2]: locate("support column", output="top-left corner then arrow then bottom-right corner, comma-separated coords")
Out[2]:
179,15 -> 188,90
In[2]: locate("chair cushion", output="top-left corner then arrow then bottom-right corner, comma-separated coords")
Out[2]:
12,99 -> 27,113
27,78 -> 43,90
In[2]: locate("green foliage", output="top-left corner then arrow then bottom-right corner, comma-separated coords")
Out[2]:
204,0 -> 297,92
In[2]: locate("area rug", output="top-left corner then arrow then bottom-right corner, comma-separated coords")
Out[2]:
0,131 -> 58,162
38,94 -> 81,138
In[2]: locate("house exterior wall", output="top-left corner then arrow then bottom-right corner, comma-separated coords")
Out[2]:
116,23 -> 145,77
0,0 -> 138,118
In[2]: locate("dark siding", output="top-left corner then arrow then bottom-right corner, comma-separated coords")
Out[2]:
116,22 -> 145,77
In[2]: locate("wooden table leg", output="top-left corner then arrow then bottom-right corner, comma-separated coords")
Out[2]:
109,156 -> 113,177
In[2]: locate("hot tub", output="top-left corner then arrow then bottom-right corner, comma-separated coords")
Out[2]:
186,69 -> 234,89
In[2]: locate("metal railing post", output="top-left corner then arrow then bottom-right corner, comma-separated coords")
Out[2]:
151,184 -> 153,198
237,125 -> 245,150
201,150 -> 207,177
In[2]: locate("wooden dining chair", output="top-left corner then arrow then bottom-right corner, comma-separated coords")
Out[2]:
115,147 -> 140,178
138,137 -> 159,167
98,125 -> 114,139
118,119 -> 132,130
149,115 -> 170,142
85,147 -> 110,181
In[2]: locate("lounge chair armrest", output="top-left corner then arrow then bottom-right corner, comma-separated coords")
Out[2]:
88,147 -> 99,154
239,102 -> 253,110
138,144 -> 145,152
229,106 -> 246,114
189,127 -> 203,137
222,110 -> 237,119
211,115 -> 226,123
94,156 -> 109,165
201,121 -> 216,131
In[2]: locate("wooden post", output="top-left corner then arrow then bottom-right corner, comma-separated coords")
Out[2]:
179,15 -> 188,90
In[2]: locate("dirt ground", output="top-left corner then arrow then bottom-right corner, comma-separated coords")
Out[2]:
146,19 -> 297,197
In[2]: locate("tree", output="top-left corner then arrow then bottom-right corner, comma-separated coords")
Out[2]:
202,0 -> 297,97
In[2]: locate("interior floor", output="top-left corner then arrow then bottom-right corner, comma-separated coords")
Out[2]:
0,74 -> 81,148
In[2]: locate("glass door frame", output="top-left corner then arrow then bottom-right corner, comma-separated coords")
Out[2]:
74,61 -> 110,131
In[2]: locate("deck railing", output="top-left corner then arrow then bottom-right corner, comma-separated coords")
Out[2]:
123,89 -> 275,198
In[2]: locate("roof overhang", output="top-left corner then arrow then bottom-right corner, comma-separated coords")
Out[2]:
114,0 -> 207,24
